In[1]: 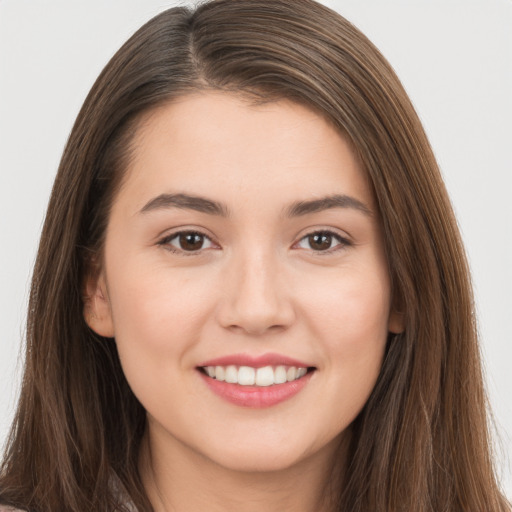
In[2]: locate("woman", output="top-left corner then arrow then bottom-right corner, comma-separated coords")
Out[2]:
0,0 -> 509,510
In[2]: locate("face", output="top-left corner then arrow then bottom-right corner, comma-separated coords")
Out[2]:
86,92 -> 403,473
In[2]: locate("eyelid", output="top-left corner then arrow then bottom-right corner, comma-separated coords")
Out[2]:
157,227 -> 220,255
292,228 -> 353,254
156,226 -> 352,256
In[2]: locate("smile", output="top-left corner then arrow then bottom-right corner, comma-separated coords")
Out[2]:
201,365 -> 309,386
197,354 -> 316,408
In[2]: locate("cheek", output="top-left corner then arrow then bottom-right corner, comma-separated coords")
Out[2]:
300,261 -> 391,398
104,262 -> 219,416
105,259 -> 218,378
305,263 -> 391,345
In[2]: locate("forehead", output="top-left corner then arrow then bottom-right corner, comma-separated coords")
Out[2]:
117,91 -> 373,214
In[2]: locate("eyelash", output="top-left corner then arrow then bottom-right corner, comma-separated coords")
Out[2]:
157,229 -> 351,256
158,231 -> 216,256
295,231 -> 351,254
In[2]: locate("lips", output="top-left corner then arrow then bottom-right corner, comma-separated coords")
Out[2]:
198,352 -> 313,369
197,353 -> 316,407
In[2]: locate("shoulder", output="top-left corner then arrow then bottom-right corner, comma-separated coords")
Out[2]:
0,506 -> 25,512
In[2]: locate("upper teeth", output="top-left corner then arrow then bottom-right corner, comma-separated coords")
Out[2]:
204,365 -> 308,386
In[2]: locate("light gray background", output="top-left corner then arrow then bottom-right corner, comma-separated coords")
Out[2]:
1,0 -> 511,498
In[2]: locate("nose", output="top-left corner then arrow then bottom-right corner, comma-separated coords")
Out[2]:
216,249 -> 296,336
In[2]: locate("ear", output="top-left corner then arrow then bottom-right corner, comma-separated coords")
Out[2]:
83,270 -> 115,338
388,309 -> 405,334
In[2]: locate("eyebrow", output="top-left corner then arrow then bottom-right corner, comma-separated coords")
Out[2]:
139,192 -> 372,218
284,194 -> 372,217
140,193 -> 229,216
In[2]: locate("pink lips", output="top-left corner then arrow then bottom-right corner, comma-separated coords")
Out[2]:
197,352 -> 314,408
198,353 -> 311,368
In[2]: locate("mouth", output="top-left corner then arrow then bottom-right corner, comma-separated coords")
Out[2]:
198,364 -> 314,387
196,354 -> 316,408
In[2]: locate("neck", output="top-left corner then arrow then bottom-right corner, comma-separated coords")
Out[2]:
139,421 -> 349,512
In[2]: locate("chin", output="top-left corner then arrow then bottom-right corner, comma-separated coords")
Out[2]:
210,448 -> 308,473
200,432 -> 341,475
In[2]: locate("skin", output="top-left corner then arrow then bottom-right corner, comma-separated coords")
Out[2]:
86,92 -> 403,512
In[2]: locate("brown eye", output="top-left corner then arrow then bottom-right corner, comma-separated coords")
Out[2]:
296,231 -> 349,252
179,232 -> 205,251
308,233 -> 333,251
161,231 -> 215,253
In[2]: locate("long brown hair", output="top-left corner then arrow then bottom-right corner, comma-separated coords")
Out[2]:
1,1 -> 509,510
